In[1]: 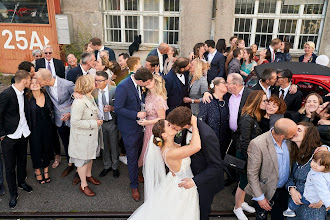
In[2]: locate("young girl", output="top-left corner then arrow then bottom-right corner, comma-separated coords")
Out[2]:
283,151 -> 330,217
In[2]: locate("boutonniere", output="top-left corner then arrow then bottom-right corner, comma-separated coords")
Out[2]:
141,87 -> 147,93
175,130 -> 182,138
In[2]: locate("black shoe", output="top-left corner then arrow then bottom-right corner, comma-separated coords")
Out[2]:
113,169 -> 120,178
9,194 -> 18,209
18,182 -> 33,193
0,184 -> 5,195
99,168 -> 112,177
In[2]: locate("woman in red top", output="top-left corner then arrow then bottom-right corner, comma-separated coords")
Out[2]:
257,49 -> 270,65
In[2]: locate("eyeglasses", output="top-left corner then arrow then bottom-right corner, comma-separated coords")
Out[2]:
277,76 -> 285,79
35,55 -> 42,58
95,79 -> 107,83
44,52 -> 52,55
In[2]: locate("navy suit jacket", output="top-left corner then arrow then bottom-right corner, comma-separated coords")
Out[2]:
35,58 -> 65,78
66,65 -> 83,83
148,49 -> 168,68
95,46 -> 116,61
298,53 -> 317,63
164,70 -> 189,112
114,77 -> 145,136
207,51 -> 225,84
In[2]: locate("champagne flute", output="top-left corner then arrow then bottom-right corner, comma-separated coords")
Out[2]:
140,102 -> 146,132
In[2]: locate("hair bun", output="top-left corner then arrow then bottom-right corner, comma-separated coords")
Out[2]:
153,136 -> 163,147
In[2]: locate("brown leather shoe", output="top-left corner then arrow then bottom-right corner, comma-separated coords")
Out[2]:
72,173 -> 80,186
86,176 -> 101,185
132,188 -> 140,201
138,175 -> 144,183
61,166 -> 74,177
79,185 -> 95,197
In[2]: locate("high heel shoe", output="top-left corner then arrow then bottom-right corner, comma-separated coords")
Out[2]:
44,172 -> 51,183
35,172 -> 45,184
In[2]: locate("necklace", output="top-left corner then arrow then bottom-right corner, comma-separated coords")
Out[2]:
218,100 -> 225,107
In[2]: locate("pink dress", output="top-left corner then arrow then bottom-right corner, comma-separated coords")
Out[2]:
138,94 -> 168,167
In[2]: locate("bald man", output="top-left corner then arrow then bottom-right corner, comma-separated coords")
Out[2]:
245,118 -> 297,220
147,42 -> 169,73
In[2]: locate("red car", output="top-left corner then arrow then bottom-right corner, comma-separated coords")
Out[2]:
247,62 -> 330,98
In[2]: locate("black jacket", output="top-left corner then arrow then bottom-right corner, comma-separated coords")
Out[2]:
0,86 -> 31,137
28,92 -> 54,128
318,125 -> 330,146
66,65 -> 84,83
94,46 -> 116,62
35,58 -> 65,78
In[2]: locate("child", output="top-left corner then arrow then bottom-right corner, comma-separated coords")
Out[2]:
283,151 -> 330,217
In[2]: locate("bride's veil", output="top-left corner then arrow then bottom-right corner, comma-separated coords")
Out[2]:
142,135 -> 166,201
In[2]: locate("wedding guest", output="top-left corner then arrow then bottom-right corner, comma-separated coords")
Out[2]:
228,48 -> 243,74
26,78 -> 54,184
0,70 -> 32,209
118,53 -> 129,71
259,96 -> 286,133
145,56 -> 161,75
227,36 -> 238,52
266,38 -> 282,62
90,56 -> 115,84
286,122 -> 329,219
127,57 -> 142,75
252,68 -> 278,99
257,49 -> 270,65
250,44 -> 259,62
147,43 -> 169,73
225,39 -> 245,73
83,43 -> 94,53
216,39 -> 228,57
275,41 -> 292,62
183,59 -> 209,116
299,41 -> 317,63
198,77 -> 230,158
89,37 -> 116,61
69,75 -> 103,197
35,45 -> 65,78
298,92 -> 323,124
99,50 -> 110,61
163,46 -> 178,75
66,52 -> 96,83
92,71 -> 120,178
193,42 -> 207,61
205,40 -> 225,83
65,54 -> 78,78
240,48 -> 257,79
136,75 -> 168,167
31,49 -> 42,65
233,90 -> 266,220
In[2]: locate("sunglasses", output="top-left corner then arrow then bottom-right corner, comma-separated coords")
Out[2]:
44,52 -> 52,55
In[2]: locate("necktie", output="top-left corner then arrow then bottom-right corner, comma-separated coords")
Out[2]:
136,85 -> 141,100
47,62 -> 52,73
280,89 -> 284,100
101,90 -> 110,121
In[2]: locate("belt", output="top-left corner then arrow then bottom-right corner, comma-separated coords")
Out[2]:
103,119 -> 113,123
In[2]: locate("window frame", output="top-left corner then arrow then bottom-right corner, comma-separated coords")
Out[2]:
234,0 -> 328,53
102,0 -> 180,48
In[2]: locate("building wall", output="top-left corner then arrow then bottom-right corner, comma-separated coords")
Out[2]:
318,1 -> 330,62
214,0 -> 235,44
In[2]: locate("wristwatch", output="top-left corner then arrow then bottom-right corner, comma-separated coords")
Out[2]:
191,99 -> 194,104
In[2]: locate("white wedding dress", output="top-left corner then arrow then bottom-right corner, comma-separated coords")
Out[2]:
128,141 -> 200,220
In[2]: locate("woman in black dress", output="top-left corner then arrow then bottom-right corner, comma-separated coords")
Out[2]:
26,78 -> 54,184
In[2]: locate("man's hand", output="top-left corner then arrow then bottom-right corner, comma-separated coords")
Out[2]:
60,113 -> 71,121
178,178 -> 195,189
72,92 -> 83,99
104,105 -> 114,112
190,115 -> 197,127
183,97 -> 192,103
137,111 -> 147,119
290,188 -> 303,205
202,92 -> 212,103
309,200 -> 323,209
155,65 -> 160,74
258,198 -> 272,211
289,84 -> 298,94
97,120 -> 103,126
318,119 -> 330,125
137,119 -> 148,126
314,146 -> 329,154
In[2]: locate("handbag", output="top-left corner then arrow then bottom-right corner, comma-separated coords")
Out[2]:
223,139 -> 246,173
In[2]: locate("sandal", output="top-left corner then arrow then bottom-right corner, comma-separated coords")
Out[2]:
52,156 -> 61,169
35,172 -> 45,184
44,172 -> 51,183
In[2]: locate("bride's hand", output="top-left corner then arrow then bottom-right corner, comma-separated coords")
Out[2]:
178,178 -> 195,189
191,115 -> 197,127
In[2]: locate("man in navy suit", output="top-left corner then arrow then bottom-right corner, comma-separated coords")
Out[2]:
114,67 -> 153,201
145,55 -> 163,76
89,37 -> 116,62
266,38 -> 282,62
147,43 -> 169,73
204,40 -> 225,84
164,57 -> 190,113
66,52 -> 96,83
35,45 -> 65,78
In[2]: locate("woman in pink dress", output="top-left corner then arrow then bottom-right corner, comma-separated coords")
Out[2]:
137,75 -> 168,167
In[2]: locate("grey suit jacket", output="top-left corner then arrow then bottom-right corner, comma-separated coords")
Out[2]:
189,75 -> 208,116
45,77 -> 75,127
91,85 -> 116,119
245,130 -> 291,200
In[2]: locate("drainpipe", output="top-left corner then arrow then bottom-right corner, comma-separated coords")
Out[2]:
210,0 -> 217,40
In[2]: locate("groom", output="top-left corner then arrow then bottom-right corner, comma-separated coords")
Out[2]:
167,107 -> 224,220
114,67 -> 153,201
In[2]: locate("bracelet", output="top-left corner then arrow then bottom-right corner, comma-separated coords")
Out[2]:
288,186 -> 297,195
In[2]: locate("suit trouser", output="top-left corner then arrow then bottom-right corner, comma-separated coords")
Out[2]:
198,188 -> 216,220
57,125 -> 70,163
0,147 -> 3,185
102,120 -> 119,170
254,187 -> 288,220
1,136 -> 28,196
121,132 -> 143,189
52,125 -> 61,156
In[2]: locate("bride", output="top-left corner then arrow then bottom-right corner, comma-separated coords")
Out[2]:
128,116 -> 201,220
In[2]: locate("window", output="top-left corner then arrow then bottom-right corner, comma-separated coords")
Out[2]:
103,0 -> 180,46
234,0 -> 327,52
0,0 -> 49,24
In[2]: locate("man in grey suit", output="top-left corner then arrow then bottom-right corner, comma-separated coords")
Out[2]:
245,118 -> 297,220
92,71 -> 119,178
35,69 -> 75,177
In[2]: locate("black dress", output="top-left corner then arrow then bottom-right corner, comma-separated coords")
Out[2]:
29,96 -> 54,169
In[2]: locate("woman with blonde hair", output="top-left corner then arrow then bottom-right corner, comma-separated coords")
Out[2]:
183,59 -> 209,115
233,90 -> 267,220
137,74 -> 168,167
69,75 -> 103,196
299,41 -> 318,63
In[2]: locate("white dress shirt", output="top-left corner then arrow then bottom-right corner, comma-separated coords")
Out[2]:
207,50 -> 217,64
97,46 -> 105,60
176,73 -> 185,85
279,84 -> 290,100
131,75 -> 142,100
259,80 -> 272,99
7,85 -> 31,139
269,46 -> 275,62
157,48 -> 164,73
80,65 -> 89,75
49,76 -> 59,102
45,58 -> 56,77
98,85 -> 112,120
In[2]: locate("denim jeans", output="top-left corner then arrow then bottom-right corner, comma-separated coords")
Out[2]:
288,196 -> 310,211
